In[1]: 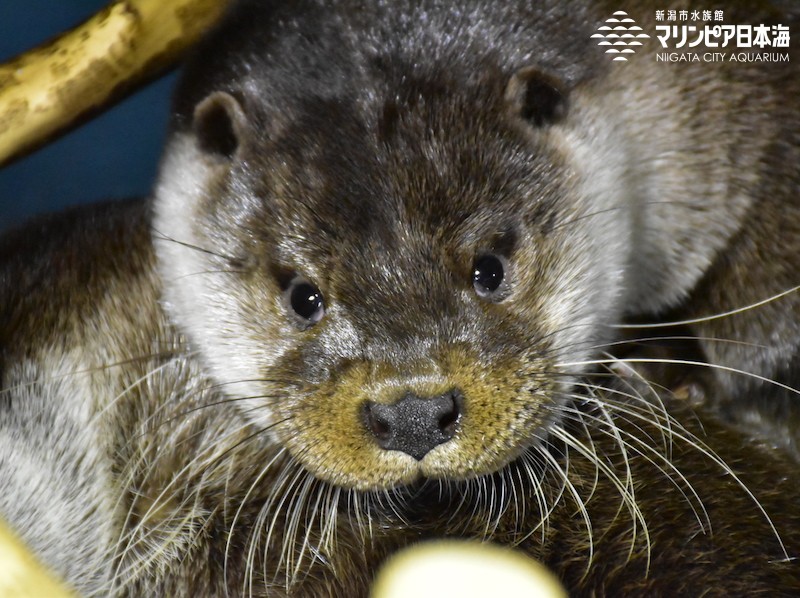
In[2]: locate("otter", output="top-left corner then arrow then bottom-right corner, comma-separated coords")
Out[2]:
1,0 -> 799,595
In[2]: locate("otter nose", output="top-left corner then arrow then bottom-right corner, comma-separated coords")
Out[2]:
362,390 -> 463,461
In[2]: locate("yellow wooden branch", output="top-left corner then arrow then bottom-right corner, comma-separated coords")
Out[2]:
0,0 -> 230,166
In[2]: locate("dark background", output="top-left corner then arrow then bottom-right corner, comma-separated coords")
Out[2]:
0,1 -> 177,232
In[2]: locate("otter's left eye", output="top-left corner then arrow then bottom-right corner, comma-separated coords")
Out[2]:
472,254 -> 507,299
288,280 -> 325,324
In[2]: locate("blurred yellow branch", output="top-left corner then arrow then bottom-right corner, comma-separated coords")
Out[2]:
0,519 -> 76,597
372,540 -> 567,598
0,0 -> 230,166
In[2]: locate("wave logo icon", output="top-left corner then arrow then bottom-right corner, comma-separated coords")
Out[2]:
592,10 -> 650,61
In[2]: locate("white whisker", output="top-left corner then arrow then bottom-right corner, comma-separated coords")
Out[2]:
613,286 -> 800,329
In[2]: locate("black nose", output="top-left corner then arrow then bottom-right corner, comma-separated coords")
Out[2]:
362,390 -> 463,461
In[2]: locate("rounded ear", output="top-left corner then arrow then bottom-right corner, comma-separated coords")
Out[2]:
504,67 -> 568,127
192,91 -> 248,159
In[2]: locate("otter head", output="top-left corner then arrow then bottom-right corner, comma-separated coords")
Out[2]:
153,10 -> 630,492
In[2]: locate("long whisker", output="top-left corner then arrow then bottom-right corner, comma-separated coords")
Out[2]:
152,229 -> 240,263
613,285 -> 800,329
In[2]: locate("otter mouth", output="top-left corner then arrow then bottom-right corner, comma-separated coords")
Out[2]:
333,394 -> 616,527
342,443 -> 557,529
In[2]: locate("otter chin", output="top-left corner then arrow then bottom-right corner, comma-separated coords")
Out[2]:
2,0 -> 800,595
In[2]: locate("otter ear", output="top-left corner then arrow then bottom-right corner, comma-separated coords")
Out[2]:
192,91 -> 248,159
504,67 -> 568,127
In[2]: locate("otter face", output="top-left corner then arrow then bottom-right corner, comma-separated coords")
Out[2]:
154,57 -> 630,491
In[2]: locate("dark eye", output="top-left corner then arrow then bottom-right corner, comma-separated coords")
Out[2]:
472,254 -> 506,299
288,280 -> 325,324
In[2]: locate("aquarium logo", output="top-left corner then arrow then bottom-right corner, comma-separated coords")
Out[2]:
592,11 -> 650,61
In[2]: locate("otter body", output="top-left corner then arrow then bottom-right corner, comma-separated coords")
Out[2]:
2,0 -> 800,595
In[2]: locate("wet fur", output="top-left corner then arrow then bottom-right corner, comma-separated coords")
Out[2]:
2,0 -> 800,595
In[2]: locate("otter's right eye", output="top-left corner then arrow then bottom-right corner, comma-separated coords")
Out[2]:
472,254 -> 507,300
288,280 -> 325,324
